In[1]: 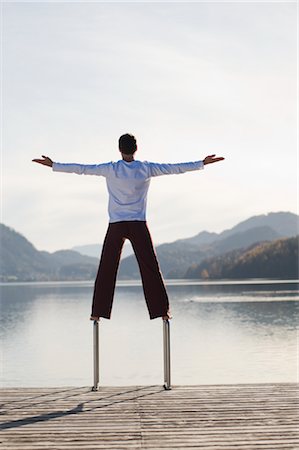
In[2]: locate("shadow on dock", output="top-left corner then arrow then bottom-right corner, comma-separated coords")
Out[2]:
0,384 -> 298,449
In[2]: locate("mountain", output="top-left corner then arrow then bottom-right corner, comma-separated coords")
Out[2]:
1,224 -> 51,281
0,224 -> 98,282
1,211 -> 298,282
218,212 -> 298,240
175,230 -> 219,247
72,241 -> 134,259
185,236 -> 299,280
210,226 -> 280,254
73,211 -> 299,279
118,211 -> 299,278
119,240 -> 207,279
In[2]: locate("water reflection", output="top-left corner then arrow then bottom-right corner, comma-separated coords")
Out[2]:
0,281 -> 298,387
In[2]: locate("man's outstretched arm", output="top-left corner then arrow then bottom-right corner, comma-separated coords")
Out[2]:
32,156 -> 111,176
148,154 -> 224,177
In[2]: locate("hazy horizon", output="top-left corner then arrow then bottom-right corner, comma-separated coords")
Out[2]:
2,209 -> 297,255
2,2 -> 297,252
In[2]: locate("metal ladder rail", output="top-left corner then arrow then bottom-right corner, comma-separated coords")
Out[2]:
91,319 -> 171,391
92,320 -> 100,391
163,319 -> 172,390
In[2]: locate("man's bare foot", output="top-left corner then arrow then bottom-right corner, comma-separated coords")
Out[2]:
162,312 -> 172,320
90,316 -> 100,321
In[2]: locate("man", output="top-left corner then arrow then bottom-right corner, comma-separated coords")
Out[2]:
33,133 -> 224,322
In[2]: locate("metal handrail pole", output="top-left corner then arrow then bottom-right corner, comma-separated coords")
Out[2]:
163,319 -> 172,390
92,320 -> 100,391
163,320 -> 167,385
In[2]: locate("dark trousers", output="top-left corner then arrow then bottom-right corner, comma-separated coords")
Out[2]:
91,221 -> 169,319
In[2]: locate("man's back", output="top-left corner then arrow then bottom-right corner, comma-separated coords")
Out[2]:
52,158 -> 204,223
106,160 -> 151,222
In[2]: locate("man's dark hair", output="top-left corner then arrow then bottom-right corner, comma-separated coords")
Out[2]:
119,133 -> 137,155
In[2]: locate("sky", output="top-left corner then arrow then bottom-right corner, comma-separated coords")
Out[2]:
1,1 -> 297,252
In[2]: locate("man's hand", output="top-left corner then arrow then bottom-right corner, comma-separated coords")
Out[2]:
203,155 -> 225,165
32,155 -> 53,167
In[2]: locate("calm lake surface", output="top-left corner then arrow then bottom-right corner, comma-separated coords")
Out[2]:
1,280 -> 298,387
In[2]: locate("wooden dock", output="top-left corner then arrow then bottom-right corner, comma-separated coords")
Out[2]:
0,383 -> 298,449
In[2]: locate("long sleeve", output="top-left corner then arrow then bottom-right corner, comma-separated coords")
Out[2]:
52,162 -> 111,176
147,160 -> 204,177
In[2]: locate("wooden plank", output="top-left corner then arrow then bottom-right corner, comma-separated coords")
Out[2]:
0,384 -> 298,449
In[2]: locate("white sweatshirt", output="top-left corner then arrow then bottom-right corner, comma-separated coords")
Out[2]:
52,159 -> 204,223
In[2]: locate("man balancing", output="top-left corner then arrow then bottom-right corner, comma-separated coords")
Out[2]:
33,133 -> 224,322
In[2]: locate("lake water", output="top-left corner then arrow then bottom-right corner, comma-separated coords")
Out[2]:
1,280 -> 298,387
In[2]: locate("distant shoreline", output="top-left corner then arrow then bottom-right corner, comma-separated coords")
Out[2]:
1,278 -> 298,287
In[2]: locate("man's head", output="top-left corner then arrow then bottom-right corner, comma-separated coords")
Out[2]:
119,133 -> 137,155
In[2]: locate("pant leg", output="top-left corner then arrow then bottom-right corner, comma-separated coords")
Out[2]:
127,222 -> 169,319
91,223 -> 125,319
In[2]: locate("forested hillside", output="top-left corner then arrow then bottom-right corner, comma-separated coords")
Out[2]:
1,211 -> 298,282
0,224 -> 98,282
119,211 -> 298,278
185,237 -> 298,279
